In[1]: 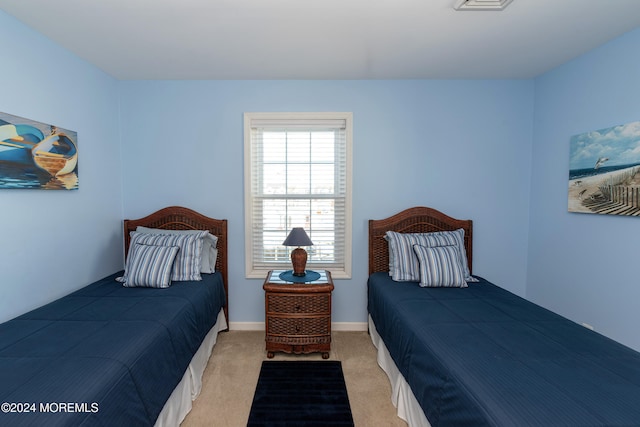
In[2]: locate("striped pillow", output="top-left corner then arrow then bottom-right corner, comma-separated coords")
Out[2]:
129,231 -> 207,281
413,244 -> 467,288
136,226 -> 218,273
122,243 -> 179,288
385,229 -> 476,282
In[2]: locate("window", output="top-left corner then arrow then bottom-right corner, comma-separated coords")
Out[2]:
244,112 -> 352,279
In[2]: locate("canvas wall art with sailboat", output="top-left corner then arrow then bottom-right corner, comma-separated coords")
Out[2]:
0,112 -> 78,190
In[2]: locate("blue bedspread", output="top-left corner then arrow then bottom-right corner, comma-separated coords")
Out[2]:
0,271 -> 226,427
368,272 -> 640,426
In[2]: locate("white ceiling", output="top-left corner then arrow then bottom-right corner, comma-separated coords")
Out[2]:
2,0 -> 640,80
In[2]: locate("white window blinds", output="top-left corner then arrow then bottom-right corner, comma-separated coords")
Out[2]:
244,112 -> 352,278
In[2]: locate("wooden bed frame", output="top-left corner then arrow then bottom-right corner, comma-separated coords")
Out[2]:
123,206 -> 229,327
368,206 -> 473,276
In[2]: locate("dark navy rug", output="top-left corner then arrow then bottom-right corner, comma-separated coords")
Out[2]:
247,361 -> 355,427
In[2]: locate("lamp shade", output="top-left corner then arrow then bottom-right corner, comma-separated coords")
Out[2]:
282,227 -> 313,247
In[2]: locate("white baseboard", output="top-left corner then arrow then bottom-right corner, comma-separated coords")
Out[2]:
332,322 -> 368,331
229,322 -> 264,331
229,321 -> 368,332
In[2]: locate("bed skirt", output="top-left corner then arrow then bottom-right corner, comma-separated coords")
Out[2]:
155,309 -> 227,427
368,315 -> 431,427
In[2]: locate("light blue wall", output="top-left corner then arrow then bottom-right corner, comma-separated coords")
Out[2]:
0,9 -> 539,334
3,3 -> 640,354
529,28 -> 640,351
119,79 -> 534,323
0,11 -> 124,323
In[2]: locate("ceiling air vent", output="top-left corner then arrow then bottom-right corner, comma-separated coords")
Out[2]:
453,0 -> 514,11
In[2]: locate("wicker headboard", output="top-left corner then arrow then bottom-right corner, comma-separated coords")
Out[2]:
368,206 -> 473,275
123,206 -> 228,326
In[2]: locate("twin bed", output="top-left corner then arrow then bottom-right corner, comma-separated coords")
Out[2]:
4,204 -> 640,426
368,206 -> 640,427
0,206 -> 228,427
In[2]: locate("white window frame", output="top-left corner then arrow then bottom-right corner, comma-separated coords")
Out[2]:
244,112 -> 352,279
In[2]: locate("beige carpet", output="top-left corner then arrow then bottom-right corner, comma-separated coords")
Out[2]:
181,330 -> 407,427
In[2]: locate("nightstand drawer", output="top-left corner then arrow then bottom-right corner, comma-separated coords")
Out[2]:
267,316 -> 330,336
267,294 -> 330,314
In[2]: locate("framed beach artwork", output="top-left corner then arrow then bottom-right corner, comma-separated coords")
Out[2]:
0,112 -> 78,190
568,120 -> 640,216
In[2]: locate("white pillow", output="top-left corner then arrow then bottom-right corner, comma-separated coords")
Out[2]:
384,229 -> 475,282
136,226 -> 218,273
121,243 -> 179,288
129,231 -> 207,281
413,244 -> 468,288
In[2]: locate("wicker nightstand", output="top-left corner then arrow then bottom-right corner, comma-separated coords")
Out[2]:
263,270 -> 334,359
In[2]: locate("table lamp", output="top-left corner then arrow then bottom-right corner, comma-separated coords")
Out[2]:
282,227 -> 314,276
